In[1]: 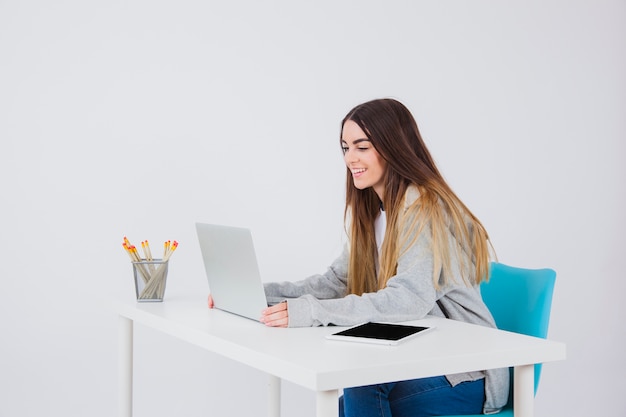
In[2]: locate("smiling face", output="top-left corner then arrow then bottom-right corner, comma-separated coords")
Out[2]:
341,120 -> 387,199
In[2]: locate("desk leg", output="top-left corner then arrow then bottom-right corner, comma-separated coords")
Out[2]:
316,390 -> 338,417
513,364 -> 534,417
119,316 -> 133,417
268,375 -> 281,417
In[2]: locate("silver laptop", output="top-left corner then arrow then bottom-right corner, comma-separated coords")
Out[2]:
195,222 -> 270,321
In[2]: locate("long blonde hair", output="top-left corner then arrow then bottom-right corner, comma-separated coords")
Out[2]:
341,99 -> 493,295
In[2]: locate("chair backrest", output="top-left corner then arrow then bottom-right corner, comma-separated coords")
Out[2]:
480,262 -> 557,394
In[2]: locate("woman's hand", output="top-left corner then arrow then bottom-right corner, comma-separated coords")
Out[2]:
260,302 -> 289,327
210,294 -> 288,327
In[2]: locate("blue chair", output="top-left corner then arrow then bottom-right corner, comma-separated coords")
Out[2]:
445,262 -> 557,417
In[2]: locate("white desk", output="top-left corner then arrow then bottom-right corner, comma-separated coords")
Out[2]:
115,295 -> 566,417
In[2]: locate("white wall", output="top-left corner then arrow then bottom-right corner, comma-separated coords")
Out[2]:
1,1 -> 624,416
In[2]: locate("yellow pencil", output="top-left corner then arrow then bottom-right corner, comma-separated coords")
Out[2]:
164,240 -> 178,261
122,243 -> 135,261
124,240 -> 150,284
131,245 -> 142,262
163,240 -> 170,259
144,240 -> 154,261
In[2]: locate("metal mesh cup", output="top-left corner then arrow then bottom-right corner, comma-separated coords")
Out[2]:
133,259 -> 168,302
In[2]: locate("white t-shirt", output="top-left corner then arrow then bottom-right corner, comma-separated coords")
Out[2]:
374,209 -> 386,270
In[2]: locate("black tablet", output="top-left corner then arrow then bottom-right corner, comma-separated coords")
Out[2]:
326,322 -> 434,346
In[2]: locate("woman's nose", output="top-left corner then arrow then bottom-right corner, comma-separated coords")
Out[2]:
344,148 -> 358,164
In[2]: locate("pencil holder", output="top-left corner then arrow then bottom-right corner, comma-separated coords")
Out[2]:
132,259 -> 169,302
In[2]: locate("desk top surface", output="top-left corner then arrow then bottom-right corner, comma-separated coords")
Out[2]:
114,294 -> 566,391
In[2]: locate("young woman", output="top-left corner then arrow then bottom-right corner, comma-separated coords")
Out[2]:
210,98 -> 509,416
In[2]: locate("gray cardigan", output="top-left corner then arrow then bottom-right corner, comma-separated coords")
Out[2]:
264,188 -> 509,413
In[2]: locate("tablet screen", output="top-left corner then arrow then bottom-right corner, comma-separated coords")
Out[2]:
327,322 -> 432,345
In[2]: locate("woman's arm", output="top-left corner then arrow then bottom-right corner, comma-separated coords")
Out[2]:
263,245 -> 350,305
285,227 -> 439,327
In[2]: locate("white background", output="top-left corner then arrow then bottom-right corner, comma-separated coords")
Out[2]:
1,1 -> 624,416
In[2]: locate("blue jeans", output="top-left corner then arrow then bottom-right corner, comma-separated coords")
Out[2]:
339,376 -> 484,417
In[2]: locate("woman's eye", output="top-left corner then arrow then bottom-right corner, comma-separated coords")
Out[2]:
341,145 -> 369,154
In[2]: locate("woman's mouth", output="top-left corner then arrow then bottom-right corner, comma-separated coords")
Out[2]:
352,168 -> 366,178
